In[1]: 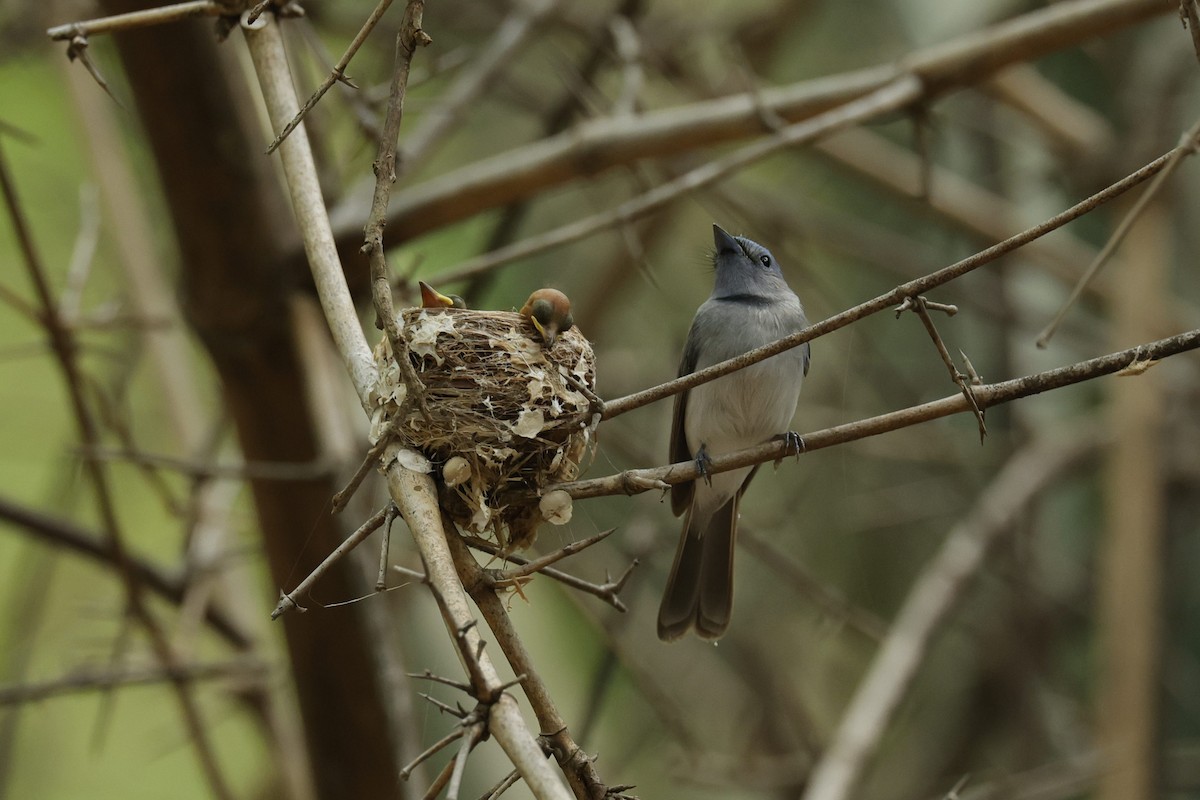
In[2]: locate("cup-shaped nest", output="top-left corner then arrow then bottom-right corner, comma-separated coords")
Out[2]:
371,307 -> 596,550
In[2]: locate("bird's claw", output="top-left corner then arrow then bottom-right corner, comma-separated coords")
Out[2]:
774,431 -> 804,466
695,445 -> 714,488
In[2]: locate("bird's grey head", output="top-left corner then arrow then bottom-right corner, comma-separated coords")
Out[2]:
710,224 -> 790,300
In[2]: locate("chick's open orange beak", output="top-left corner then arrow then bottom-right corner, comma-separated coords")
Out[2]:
419,281 -> 456,308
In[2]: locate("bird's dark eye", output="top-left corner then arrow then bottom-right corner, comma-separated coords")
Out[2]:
759,255 -> 771,268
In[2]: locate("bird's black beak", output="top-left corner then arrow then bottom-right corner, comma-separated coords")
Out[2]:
712,224 -> 740,256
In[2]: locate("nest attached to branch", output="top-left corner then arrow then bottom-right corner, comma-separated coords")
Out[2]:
371,307 -> 596,551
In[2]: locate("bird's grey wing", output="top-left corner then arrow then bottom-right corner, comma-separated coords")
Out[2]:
669,323 -> 701,517
802,340 -> 811,377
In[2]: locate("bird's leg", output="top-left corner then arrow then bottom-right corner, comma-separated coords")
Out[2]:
695,444 -> 714,488
773,431 -> 805,466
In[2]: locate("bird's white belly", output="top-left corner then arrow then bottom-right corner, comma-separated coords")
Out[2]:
683,356 -> 803,515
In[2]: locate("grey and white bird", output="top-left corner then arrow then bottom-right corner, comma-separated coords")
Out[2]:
658,224 -> 811,641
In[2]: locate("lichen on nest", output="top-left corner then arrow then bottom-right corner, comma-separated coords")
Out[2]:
371,306 -> 597,551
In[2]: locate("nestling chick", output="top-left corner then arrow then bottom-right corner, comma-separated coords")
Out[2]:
419,280 -> 467,309
519,288 -> 574,348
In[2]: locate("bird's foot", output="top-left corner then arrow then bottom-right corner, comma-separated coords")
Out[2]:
774,431 -> 805,466
695,444 -> 714,488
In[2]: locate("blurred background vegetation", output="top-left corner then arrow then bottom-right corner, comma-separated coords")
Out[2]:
2,0 -> 1199,798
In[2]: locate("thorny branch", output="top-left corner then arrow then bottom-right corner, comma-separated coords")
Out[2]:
600,142 -> 1183,421
47,0 -> 226,40
443,526 -> 613,800
546,330 -> 1200,502
386,465 -> 571,800
243,10 -> 379,410
266,0 -> 396,154
237,3 -> 583,795
486,528 -> 617,585
898,295 -> 987,442
363,0 -> 433,423
461,534 -> 636,612
271,504 -> 393,619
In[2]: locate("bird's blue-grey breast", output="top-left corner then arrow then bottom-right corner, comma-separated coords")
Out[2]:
658,225 -> 811,641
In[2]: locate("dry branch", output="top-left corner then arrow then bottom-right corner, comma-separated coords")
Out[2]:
442,527 -> 612,800
424,75 -> 922,287
47,0 -> 224,40
243,12 -> 378,410
321,0 -> 1169,252
242,7 -> 581,796
386,465 -> 572,800
461,535 -> 634,612
800,428 -> 1105,800
1,136 -> 236,800
0,496 -> 254,650
363,0 -> 433,423
1037,116 -> 1200,347
600,143 -> 1182,421
547,329 -> 1200,502
267,0 -> 397,154
272,505 -> 393,619
0,658 -> 269,707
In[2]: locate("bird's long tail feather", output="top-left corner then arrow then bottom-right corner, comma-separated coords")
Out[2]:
657,495 -> 739,641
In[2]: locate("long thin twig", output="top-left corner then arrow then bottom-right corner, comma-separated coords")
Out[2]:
1036,116 -> 1200,347
1,138 -> 236,800
401,726 -> 466,780
362,0 -> 433,422
800,429 -> 1104,800
461,534 -> 635,612
600,144 -> 1181,422
0,658 -> 269,707
332,424 -> 398,512
814,126 -> 1121,304
267,0 -> 396,153
447,721 -> 488,799
900,295 -> 987,441
544,329 -> 1200,502
272,504 -> 393,618
375,504 -> 399,590
481,767 -> 522,799
47,0 -> 224,39
488,528 -> 617,584
395,0 -> 560,177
